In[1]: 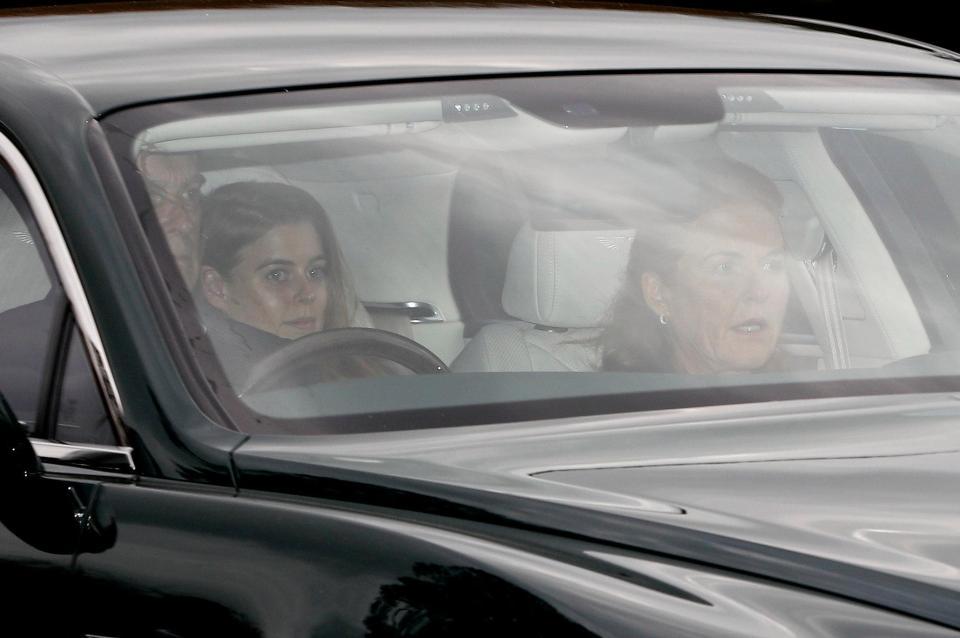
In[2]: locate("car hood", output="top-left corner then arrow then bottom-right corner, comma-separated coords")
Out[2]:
540,401 -> 960,595
234,392 -> 960,624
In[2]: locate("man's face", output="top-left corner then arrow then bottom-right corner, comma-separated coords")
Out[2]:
138,153 -> 204,287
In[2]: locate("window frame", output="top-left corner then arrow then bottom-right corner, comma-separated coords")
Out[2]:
0,130 -> 134,476
821,128 -> 960,350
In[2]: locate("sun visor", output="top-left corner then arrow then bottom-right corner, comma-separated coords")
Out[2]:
135,100 -> 443,153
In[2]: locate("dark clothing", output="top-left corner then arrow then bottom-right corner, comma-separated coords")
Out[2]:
198,303 -> 287,391
602,345 -> 805,374
0,294 -> 59,431
0,293 -> 114,445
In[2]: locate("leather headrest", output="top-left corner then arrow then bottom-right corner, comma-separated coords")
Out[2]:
501,223 -> 634,328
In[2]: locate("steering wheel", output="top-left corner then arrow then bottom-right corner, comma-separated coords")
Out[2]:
240,327 -> 449,396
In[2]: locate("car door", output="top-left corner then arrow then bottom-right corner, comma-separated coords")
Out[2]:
0,143 -> 127,633
0,128 -> 268,636
0,106 -> 516,638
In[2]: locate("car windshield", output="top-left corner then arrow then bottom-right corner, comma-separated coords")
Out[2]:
106,73 -> 960,434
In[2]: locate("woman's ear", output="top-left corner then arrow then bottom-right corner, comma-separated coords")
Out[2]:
201,266 -> 229,312
640,272 -> 670,318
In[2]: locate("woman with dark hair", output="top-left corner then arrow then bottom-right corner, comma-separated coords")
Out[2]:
602,157 -> 791,374
198,181 -> 363,385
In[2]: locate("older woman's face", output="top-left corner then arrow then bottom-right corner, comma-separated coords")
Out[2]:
646,203 -> 790,374
204,221 -> 329,340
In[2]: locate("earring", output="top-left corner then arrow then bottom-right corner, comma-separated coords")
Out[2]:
659,314 -> 669,326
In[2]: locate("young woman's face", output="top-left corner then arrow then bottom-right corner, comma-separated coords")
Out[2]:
644,203 -> 790,374
208,221 -> 330,339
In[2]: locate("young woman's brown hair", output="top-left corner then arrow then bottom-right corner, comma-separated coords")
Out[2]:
200,180 -> 355,332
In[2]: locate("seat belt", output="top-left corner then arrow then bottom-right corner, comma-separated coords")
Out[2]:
785,258 -> 832,364
782,214 -> 848,370
808,244 -> 850,369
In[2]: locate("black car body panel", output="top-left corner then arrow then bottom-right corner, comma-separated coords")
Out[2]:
1,3 -> 959,637
72,473 -> 960,636
231,393 -> 960,629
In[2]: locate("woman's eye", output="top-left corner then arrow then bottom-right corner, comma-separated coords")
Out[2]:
308,266 -> 327,281
266,269 -> 289,283
762,258 -> 785,273
713,261 -> 737,275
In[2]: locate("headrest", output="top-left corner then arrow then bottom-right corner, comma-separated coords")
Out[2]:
502,223 -> 634,328
201,165 -> 290,193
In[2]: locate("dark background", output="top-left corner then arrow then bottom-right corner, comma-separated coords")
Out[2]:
655,0 -> 953,50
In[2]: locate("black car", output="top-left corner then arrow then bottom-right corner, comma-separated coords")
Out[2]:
2,2 -> 960,636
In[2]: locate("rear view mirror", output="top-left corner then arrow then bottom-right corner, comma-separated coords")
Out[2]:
499,75 -> 725,128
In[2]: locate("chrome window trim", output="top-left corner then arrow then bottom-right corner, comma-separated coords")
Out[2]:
31,440 -> 136,475
0,132 -> 126,441
365,301 -> 446,324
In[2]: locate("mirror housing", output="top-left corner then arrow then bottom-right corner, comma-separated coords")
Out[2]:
0,394 -> 41,482
0,394 -> 104,555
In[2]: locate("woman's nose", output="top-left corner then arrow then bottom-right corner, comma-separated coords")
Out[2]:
742,269 -> 771,302
294,277 -> 319,303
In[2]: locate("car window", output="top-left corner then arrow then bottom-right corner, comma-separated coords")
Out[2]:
0,161 -> 116,444
55,324 -> 116,445
106,74 -> 960,435
0,186 -> 51,312
0,165 -> 61,433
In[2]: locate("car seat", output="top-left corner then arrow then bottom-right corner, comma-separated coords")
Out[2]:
452,222 -> 634,372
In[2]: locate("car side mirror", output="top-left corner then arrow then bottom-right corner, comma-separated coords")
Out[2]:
0,393 -> 42,483
0,392 -> 113,554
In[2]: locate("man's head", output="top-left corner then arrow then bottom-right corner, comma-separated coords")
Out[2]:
138,152 -> 204,287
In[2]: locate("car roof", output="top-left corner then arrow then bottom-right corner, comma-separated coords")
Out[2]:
1,1 -> 959,114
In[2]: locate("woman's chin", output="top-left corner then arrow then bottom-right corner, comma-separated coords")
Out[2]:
277,320 -> 320,339
720,348 -> 777,373
712,340 -> 779,373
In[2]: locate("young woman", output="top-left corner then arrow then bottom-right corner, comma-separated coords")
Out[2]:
199,181 -> 362,386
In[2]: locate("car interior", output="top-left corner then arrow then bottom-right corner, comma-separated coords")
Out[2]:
108,74 -> 960,424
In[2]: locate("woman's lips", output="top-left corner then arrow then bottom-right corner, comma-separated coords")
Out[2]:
732,318 -> 769,334
285,318 -> 317,331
